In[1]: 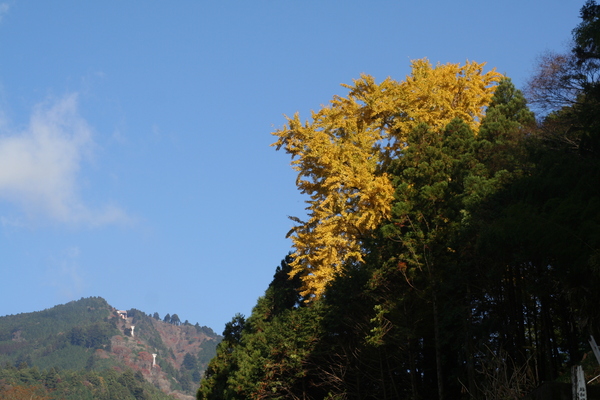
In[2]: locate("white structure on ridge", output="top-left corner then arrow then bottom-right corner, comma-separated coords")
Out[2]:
152,353 -> 157,368
131,325 -> 135,337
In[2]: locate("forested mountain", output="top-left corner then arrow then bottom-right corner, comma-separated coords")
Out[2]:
198,2 -> 600,400
0,296 -> 221,399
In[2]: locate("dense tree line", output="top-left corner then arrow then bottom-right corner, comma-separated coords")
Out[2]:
198,3 -> 600,399
0,363 -> 174,400
151,310 -> 217,336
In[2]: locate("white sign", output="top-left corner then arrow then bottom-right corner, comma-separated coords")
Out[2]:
573,365 -> 587,400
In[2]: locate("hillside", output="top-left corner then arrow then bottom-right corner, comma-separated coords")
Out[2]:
0,297 -> 221,399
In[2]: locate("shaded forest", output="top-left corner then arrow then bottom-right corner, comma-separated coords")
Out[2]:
198,2 -> 600,399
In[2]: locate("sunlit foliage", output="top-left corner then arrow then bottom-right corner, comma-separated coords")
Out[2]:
272,59 -> 501,297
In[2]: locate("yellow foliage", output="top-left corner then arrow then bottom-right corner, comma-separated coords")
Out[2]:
397,59 -> 502,137
272,58 -> 501,298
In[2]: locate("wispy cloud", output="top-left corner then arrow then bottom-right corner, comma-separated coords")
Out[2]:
0,3 -> 9,23
45,246 -> 85,301
0,94 -> 129,226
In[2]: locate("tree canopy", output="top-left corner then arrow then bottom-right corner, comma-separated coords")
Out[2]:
272,59 -> 501,298
200,4 -> 600,399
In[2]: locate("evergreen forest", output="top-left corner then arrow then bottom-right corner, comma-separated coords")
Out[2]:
198,2 -> 600,399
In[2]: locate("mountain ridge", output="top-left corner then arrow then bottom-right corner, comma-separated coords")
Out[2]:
0,296 -> 221,399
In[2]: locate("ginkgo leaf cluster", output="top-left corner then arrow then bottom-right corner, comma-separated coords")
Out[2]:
272,58 -> 502,298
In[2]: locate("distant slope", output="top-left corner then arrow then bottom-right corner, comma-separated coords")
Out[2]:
0,363 -> 175,400
0,297 -> 221,399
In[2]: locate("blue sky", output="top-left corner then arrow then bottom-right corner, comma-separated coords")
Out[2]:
0,1 -> 583,332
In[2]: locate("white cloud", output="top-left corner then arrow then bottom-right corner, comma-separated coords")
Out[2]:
0,94 -> 129,226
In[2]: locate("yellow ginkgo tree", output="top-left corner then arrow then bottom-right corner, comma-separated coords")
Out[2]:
272,58 -> 502,298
